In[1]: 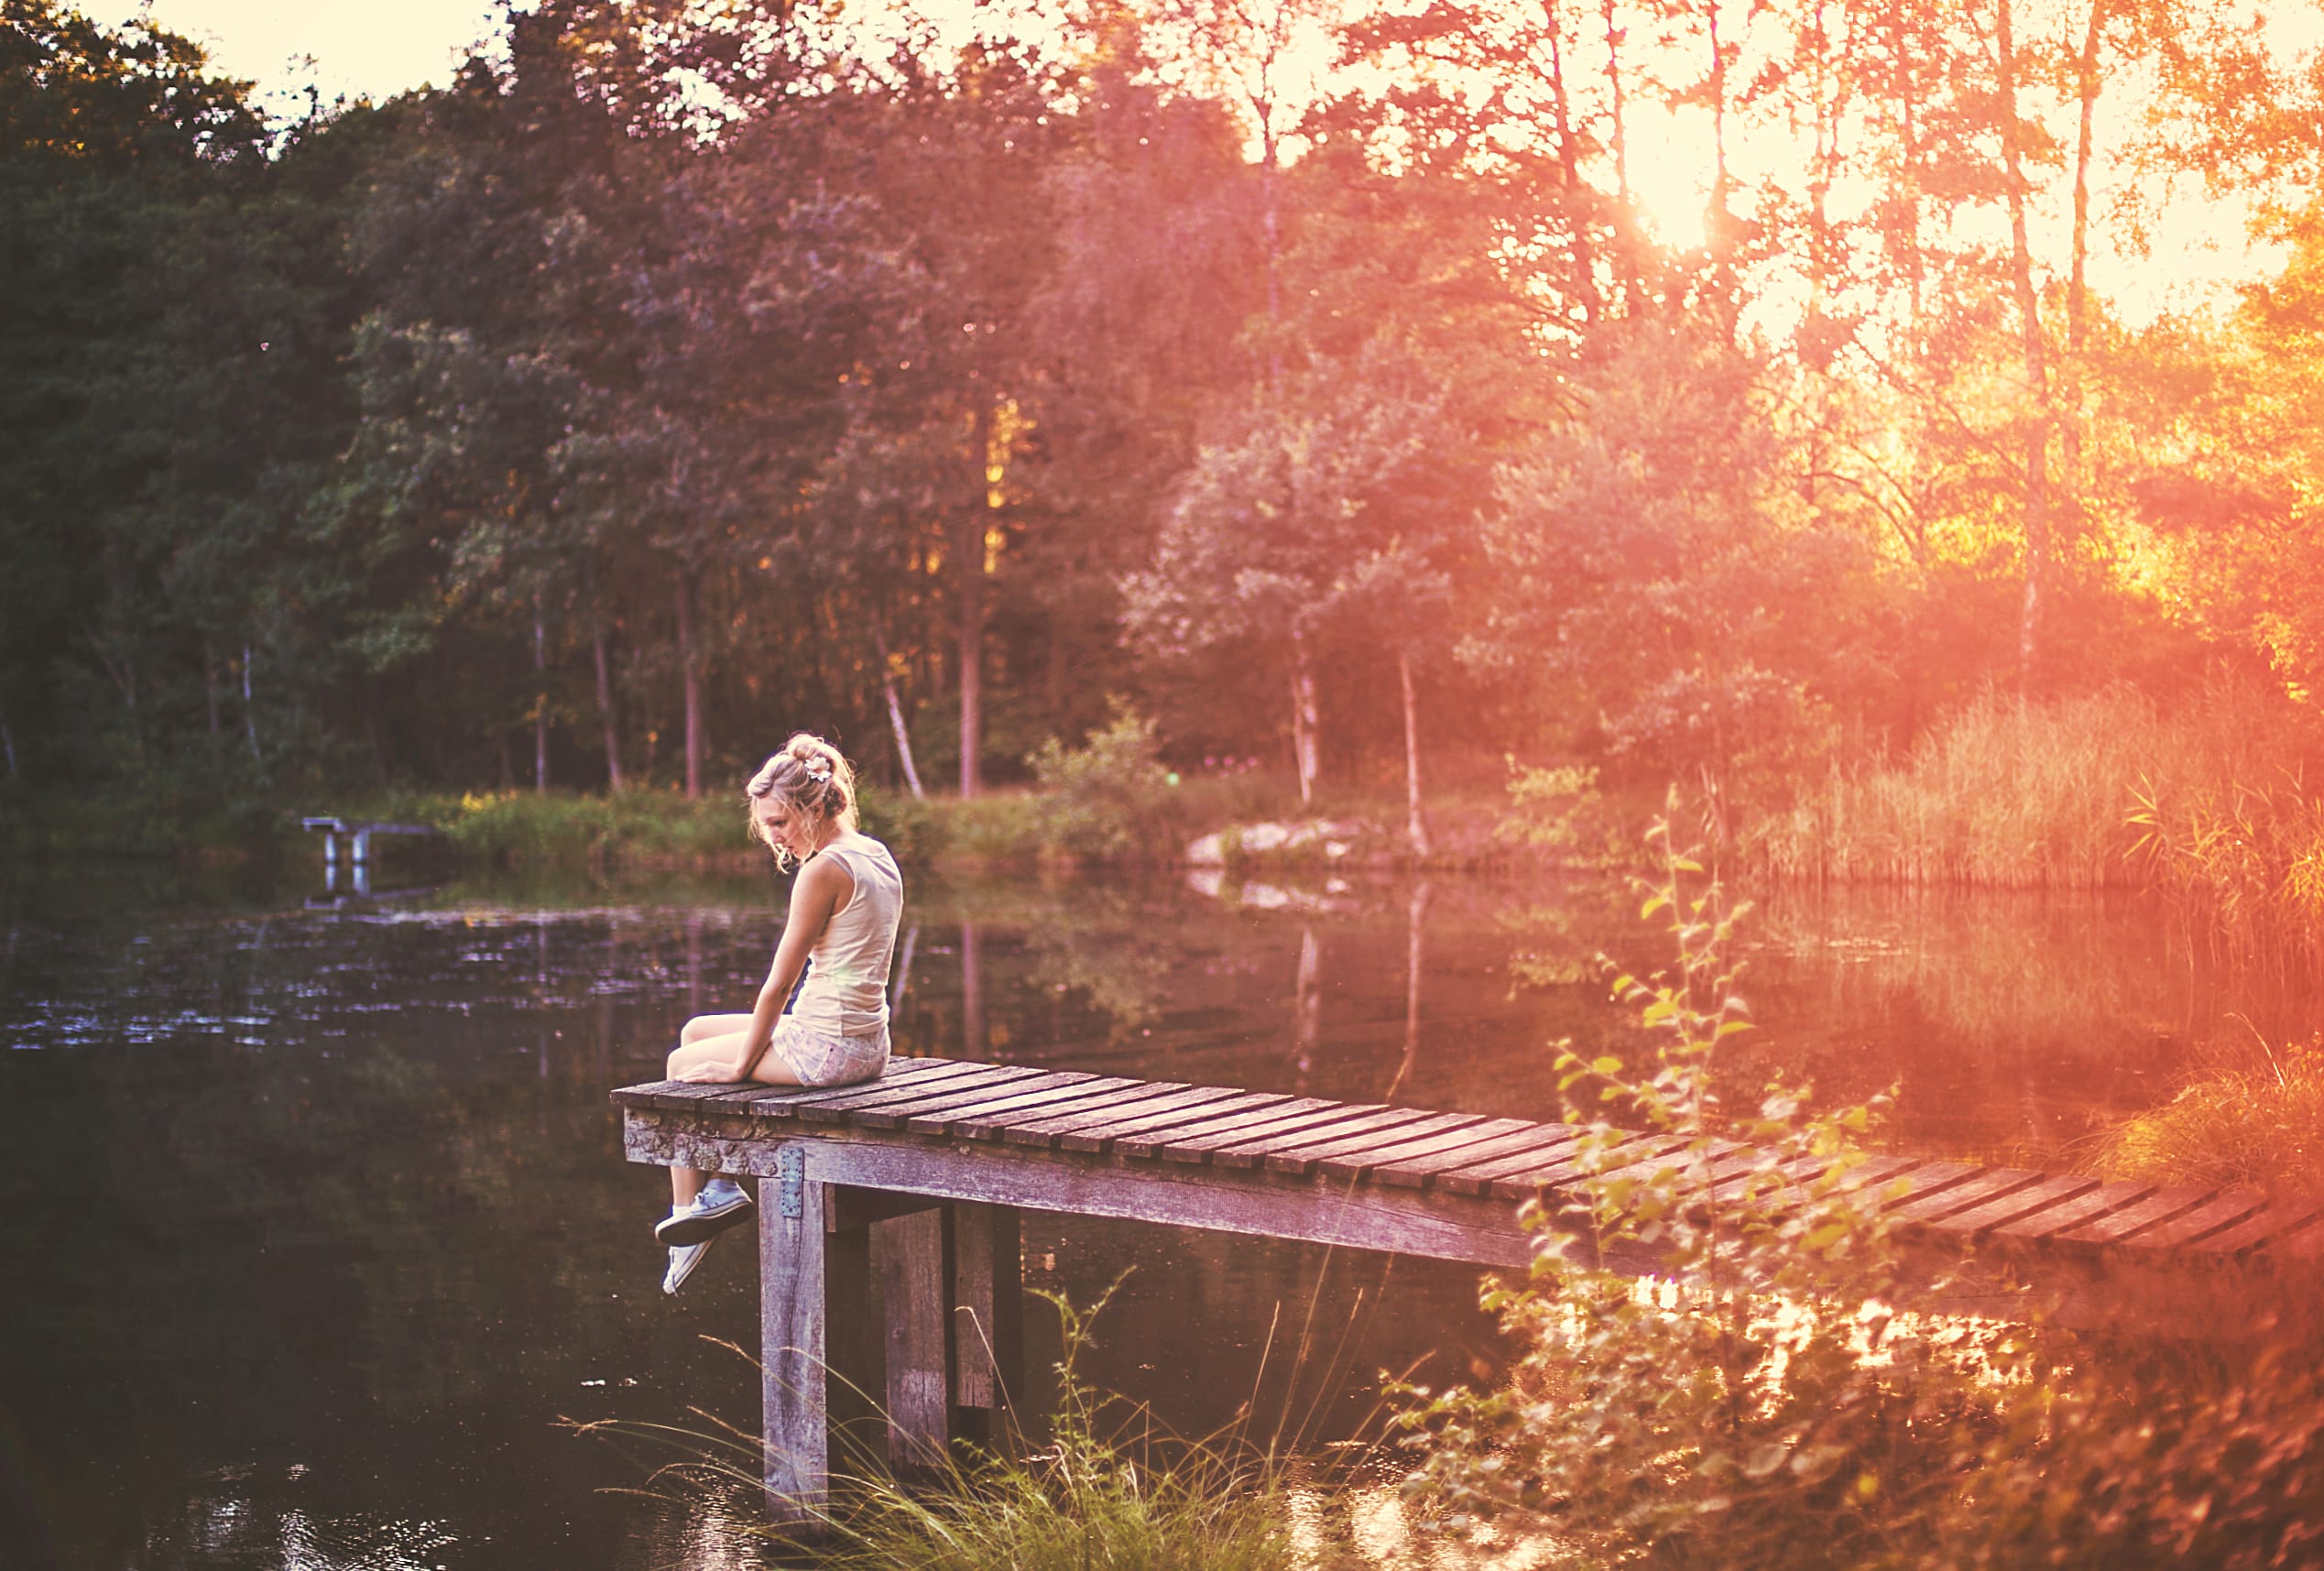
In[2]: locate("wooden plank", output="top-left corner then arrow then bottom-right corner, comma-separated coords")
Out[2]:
1116,1096 -> 1328,1160
619,1058 -> 958,1116
762,1172 -> 831,1522
1989,1181 -> 2155,1247
2259,1217 -> 2324,1264
998,1082 -> 1202,1146
1209,1107 -> 1444,1171
1421,1129 -> 1642,1198
1890,1167 -> 2044,1227
629,1116 -> 1536,1267
1702,1149 -> 1861,1206
899,1072 -> 1110,1135
953,1077 -> 1154,1141
1315,1118 -> 1543,1184
2049,1185 -> 2216,1248
1151,1098 -> 1354,1164
1577,1138 -> 1747,1196
950,1202 -> 1021,1418
846,1069 -> 1061,1129
1921,1174 -> 2100,1239
1012,1085 -> 1253,1151
2184,1198 -> 2324,1259
791,1064 -> 1042,1124
2116,1189 -> 2271,1253
1282,1112 -> 1498,1178
1060,1089 -> 1293,1154
872,1208 -> 951,1472
1860,1161 -> 1981,1215
747,1058 -> 990,1118
1478,1134 -> 1694,1201
627,1079 -> 769,1112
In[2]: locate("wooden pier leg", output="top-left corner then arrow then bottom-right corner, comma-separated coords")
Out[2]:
762,1157 -> 835,1524
950,1202 -> 1022,1448
871,1207 -> 952,1473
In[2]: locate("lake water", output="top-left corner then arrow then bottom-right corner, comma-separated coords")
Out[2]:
3,855 -> 2307,1570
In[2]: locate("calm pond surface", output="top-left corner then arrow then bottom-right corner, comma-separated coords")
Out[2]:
3,854 -> 2311,1570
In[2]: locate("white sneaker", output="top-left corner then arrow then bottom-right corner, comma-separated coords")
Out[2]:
663,1235 -> 719,1295
654,1180 -> 756,1247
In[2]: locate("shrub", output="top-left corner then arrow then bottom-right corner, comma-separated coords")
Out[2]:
2082,1034 -> 2324,1195
1395,817 -> 2324,1569
1026,708 -> 1183,861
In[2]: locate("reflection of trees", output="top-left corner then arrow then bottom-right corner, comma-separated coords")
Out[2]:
1017,909 -> 1176,1043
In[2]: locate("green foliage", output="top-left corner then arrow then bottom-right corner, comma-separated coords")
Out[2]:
1496,759 -> 1629,866
1393,820 -> 1970,1568
1024,709 -> 1184,861
1751,681 -> 2324,945
579,1290 -> 1304,1571
813,1292 -> 1297,1571
1396,820 -> 2324,1568
2083,1033 -> 2324,1196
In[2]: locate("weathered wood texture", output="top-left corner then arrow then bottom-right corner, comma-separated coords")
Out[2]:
630,1061 -> 2324,1285
654,1057 -> 2324,1522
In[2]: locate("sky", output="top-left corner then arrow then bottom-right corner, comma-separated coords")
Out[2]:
134,0 -> 506,114
131,0 -> 2308,325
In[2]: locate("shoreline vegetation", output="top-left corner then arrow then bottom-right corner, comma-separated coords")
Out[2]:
17,683 -> 2324,920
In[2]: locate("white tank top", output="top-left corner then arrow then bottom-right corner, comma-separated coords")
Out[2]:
789,832 -> 904,1037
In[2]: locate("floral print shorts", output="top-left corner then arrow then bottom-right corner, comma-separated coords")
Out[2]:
769,1017 -> 889,1088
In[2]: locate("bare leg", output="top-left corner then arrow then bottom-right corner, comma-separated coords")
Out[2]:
663,1027 -> 809,1211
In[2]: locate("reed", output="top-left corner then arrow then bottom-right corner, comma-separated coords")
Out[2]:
1749,680 -> 2324,917
2081,1031 -> 2324,1195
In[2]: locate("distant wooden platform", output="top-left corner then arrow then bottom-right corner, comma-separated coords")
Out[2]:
615,1056 -> 2324,1523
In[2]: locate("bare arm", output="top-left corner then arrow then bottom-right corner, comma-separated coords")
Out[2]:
725,855 -> 851,1079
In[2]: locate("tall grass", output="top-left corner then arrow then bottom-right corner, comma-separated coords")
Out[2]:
577,1288 -> 1395,1570
1750,682 -> 2324,922
2081,1031 -> 2324,1195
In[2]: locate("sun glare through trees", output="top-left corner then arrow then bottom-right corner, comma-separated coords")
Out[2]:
8,0 -> 2324,872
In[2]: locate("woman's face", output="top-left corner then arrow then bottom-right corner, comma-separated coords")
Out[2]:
751,795 -> 822,860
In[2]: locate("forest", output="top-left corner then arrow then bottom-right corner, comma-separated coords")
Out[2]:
8,0 -> 2324,858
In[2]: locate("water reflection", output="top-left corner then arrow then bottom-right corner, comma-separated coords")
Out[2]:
2,859 -> 2318,1570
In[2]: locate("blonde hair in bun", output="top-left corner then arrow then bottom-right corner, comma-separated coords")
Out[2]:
745,733 -> 858,868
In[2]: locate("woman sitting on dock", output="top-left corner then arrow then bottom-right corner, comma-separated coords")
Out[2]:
654,735 -> 905,1293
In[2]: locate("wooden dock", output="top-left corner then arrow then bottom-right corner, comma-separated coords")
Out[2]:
615,1055 -> 2324,1522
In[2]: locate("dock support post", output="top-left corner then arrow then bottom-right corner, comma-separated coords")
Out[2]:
950,1203 -> 1022,1446
872,1207 -> 953,1472
322,832 -> 337,867
353,828 -> 370,867
763,1161 -> 839,1525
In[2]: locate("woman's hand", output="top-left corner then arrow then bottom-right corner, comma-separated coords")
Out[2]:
675,1058 -> 744,1084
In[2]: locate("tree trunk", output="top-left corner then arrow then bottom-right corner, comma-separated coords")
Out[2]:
532,605 -> 550,795
1384,878 -> 1432,1102
961,920 -> 985,1057
1289,633 -> 1320,808
958,401 -> 991,800
242,644 -> 259,764
675,572 -> 704,799
1998,0 -> 2053,691
2066,0 -> 2109,494
1541,0 -> 1601,324
1293,925 -> 1322,1078
1399,647 -> 1432,857
871,611 -> 925,801
1890,0 -> 1924,339
1703,0 -> 1736,334
593,626 -> 624,791
1601,0 -> 1643,313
